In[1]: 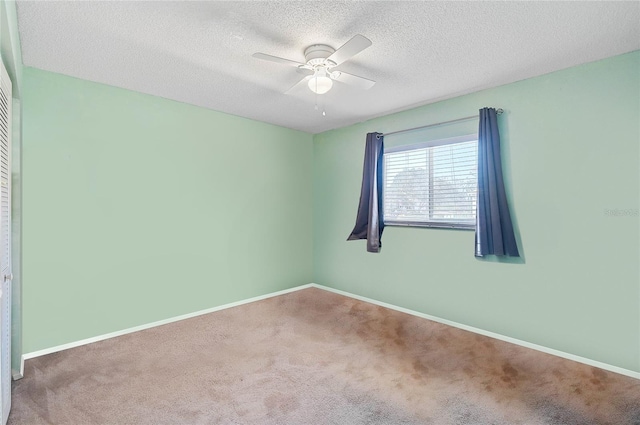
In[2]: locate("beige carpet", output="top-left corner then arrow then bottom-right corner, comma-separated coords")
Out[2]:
9,287 -> 640,424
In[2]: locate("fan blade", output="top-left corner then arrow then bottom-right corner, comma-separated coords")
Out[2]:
326,34 -> 372,66
331,71 -> 375,90
285,76 -> 312,94
252,52 -> 307,68
296,67 -> 314,76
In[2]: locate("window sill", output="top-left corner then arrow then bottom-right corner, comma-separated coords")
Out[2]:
383,221 -> 475,231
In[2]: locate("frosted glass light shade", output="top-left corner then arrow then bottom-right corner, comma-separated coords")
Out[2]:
308,75 -> 333,94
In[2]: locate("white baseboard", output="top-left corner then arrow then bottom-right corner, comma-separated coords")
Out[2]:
10,355 -> 24,380
12,357 -> 23,380
20,282 -> 639,381
21,284 -> 314,362
309,283 -> 640,380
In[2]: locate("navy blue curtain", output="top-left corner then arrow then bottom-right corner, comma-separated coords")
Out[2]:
347,132 -> 384,253
475,108 -> 519,257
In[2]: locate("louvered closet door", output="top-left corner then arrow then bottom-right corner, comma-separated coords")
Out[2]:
0,59 -> 12,425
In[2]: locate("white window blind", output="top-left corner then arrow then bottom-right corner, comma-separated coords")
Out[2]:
383,135 -> 477,229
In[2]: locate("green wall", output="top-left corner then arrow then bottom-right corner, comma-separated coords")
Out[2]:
313,51 -> 640,372
22,68 -> 313,353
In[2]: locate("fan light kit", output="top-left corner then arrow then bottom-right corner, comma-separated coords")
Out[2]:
252,35 -> 375,96
308,70 -> 333,94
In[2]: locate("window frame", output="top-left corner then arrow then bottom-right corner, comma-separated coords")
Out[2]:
383,133 -> 478,230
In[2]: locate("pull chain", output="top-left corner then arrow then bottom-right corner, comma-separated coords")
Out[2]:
312,84 -> 326,117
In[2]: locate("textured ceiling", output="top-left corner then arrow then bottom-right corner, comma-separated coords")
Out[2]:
16,1 -> 640,134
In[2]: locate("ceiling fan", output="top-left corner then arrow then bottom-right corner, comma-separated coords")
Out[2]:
252,34 -> 375,95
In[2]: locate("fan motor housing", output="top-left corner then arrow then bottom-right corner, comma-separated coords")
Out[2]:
304,44 -> 336,67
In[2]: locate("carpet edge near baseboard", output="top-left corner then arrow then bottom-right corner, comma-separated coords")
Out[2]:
19,282 -> 640,381
19,284 -> 315,374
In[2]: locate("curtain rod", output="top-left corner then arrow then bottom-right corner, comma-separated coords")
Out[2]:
379,108 -> 503,139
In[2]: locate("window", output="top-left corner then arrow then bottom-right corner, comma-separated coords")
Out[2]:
383,134 -> 477,229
